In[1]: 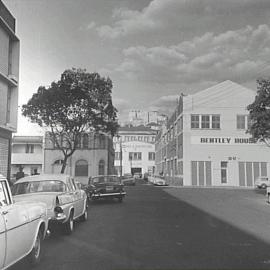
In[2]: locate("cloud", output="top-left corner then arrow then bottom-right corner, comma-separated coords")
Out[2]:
94,0 -> 270,39
149,95 -> 179,116
115,24 -> 270,84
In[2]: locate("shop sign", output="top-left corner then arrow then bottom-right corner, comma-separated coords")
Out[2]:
191,136 -> 259,145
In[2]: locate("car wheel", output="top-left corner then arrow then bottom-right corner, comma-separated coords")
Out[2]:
262,184 -> 267,189
118,197 -> 123,203
28,229 -> 42,265
64,212 -> 74,235
80,204 -> 88,222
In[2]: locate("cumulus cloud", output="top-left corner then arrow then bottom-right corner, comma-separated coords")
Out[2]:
94,0 -> 270,39
115,24 -> 270,84
149,95 -> 179,116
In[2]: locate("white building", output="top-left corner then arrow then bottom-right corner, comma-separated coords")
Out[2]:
114,126 -> 157,177
11,136 -> 43,181
155,80 -> 270,187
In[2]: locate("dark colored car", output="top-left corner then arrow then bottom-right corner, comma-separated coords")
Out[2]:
86,175 -> 126,202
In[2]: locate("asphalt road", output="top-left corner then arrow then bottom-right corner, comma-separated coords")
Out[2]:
11,181 -> 270,270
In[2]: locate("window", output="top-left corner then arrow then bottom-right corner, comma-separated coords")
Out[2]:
212,115 -> 220,129
100,135 -> 106,149
82,134 -> 89,148
201,115 -> 210,129
191,114 -> 220,129
148,152 -> 155,161
75,160 -> 88,177
129,152 -> 142,160
54,159 -> 64,165
6,88 -> 11,124
26,144 -> 34,153
75,135 -> 81,148
98,160 -> 105,175
221,161 -> 228,184
191,115 -> 200,129
0,180 -> 11,206
237,115 -> 251,130
115,152 -> 121,160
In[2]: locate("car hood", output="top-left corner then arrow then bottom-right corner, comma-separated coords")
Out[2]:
14,192 -> 60,210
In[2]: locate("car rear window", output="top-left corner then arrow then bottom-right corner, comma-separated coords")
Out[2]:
12,180 -> 66,195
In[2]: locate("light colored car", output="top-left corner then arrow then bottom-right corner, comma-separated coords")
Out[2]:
150,175 -> 168,186
255,176 -> 269,189
0,174 -> 48,270
12,174 -> 88,235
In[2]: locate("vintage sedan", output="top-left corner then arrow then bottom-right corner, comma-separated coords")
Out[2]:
86,175 -> 126,202
0,174 -> 48,270
12,174 -> 88,235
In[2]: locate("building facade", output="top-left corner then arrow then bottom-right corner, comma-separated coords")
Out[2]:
44,132 -> 115,185
128,110 -> 167,127
155,80 -> 270,187
11,136 -> 43,181
114,126 -> 157,177
0,1 -> 19,180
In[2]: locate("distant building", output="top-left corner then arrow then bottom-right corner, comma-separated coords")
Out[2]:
43,132 -> 115,185
0,1 -> 20,180
128,110 -> 167,127
155,80 -> 270,187
114,126 -> 157,177
11,136 -> 43,182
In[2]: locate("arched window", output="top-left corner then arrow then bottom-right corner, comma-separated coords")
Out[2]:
54,159 -> 64,165
98,160 -> 105,175
82,134 -> 89,148
75,135 -> 81,148
75,159 -> 88,177
52,159 -> 64,174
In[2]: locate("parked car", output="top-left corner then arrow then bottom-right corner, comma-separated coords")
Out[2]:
150,175 -> 168,186
121,173 -> 136,186
12,174 -> 88,235
86,175 -> 126,202
133,173 -> 141,179
255,176 -> 269,189
0,174 -> 48,269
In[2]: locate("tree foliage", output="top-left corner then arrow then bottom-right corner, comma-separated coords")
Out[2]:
247,78 -> 270,146
22,68 -> 119,173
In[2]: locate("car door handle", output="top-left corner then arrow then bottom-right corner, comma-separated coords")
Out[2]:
2,211 -> 8,215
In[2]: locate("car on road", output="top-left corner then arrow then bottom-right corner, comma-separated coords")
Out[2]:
12,174 -> 88,235
149,175 -> 168,186
0,174 -> 48,269
86,175 -> 126,202
255,176 -> 269,189
121,173 -> 136,186
133,173 -> 141,179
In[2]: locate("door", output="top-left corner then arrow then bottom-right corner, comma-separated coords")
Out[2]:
71,178 -> 84,217
0,191 -> 6,269
221,161 -> 228,184
0,180 -> 30,267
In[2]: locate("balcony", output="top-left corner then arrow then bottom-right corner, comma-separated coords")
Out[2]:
11,153 -> 43,165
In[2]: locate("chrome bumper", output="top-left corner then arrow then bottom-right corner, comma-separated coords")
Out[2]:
91,192 -> 126,198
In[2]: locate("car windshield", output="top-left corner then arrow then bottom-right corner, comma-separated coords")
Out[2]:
91,176 -> 120,184
12,180 -> 66,195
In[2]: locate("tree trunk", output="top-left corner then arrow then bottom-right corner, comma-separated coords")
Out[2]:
60,156 -> 68,174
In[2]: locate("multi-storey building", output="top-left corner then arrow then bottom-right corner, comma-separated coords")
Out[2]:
114,126 -> 157,177
11,136 -> 43,181
0,1 -> 19,180
43,132 -> 115,185
128,110 -> 167,127
155,80 -> 270,187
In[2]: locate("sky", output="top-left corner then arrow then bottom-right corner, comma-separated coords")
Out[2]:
3,0 -> 270,135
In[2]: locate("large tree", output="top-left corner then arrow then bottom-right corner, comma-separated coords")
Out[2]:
247,78 -> 270,146
22,68 -> 119,173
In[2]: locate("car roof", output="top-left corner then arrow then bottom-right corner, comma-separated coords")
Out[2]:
91,175 -> 118,178
15,174 -> 70,184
